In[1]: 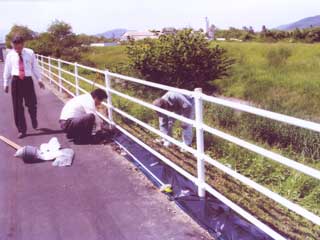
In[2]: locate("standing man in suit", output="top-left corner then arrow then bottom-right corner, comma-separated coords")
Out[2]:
3,35 -> 45,138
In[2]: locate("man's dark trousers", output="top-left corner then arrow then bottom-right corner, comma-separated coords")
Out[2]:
60,113 -> 95,142
11,76 -> 37,134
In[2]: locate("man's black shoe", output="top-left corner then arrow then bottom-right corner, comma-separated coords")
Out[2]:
18,132 -> 26,139
32,119 -> 38,130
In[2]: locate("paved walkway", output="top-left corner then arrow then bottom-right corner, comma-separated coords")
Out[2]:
0,63 -> 212,240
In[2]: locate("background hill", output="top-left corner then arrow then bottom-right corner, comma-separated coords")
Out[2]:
277,15 -> 320,30
95,28 -> 127,39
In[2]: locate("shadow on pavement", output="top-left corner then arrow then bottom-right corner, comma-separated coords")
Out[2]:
26,128 -> 64,137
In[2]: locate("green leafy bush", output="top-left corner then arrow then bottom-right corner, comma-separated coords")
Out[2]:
127,29 -> 234,92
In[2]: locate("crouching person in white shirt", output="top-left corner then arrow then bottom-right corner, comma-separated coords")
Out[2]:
59,89 -> 107,144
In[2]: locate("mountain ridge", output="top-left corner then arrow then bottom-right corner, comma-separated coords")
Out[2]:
277,15 -> 320,30
95,28 -> 127,39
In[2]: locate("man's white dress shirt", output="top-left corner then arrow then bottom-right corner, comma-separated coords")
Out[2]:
60,93 -> 102,130
3,48 -> 42,88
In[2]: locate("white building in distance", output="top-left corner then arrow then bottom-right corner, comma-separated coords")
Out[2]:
89,42 -> 119,47
120,31 -> 158,41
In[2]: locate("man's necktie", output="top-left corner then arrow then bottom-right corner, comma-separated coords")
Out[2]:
18,53 -> 25,80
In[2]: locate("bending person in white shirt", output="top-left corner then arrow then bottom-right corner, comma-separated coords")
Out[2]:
3,35 -> 45,138
59,89 -> 107,144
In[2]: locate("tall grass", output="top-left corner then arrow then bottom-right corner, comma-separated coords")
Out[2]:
81,46 -> 129,69
211,42 -> 320,119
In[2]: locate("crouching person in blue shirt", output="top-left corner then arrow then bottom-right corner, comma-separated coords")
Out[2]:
153,91 -> 195,151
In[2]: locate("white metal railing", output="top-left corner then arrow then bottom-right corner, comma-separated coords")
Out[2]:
36,54 -> 320,240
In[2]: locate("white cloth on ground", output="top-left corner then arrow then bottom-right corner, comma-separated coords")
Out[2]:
38,137 -> 74,167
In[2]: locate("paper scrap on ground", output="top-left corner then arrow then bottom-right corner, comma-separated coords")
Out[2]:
52,148 -> 74,167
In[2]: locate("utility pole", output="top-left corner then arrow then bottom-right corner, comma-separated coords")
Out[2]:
205,17 -> 210,36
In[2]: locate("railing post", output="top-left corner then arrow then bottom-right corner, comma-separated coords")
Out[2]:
48,56 -> 52,84
74,62 -> 79,95
58,59 -> 62,93
41,55 -> 44,68
105,70 -> 114,125
37,55 -> 41,69
194,88 -> 205,198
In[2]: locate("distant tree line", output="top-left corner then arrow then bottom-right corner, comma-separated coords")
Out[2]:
215,25 -> 320,43
5,20 -> 110,61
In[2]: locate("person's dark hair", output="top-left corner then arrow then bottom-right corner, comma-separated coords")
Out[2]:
153,98 -> 169,109
12,35 -> 25,44
91,89 -> 108,101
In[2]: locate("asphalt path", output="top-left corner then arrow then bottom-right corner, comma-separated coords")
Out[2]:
0,63 -> 212,240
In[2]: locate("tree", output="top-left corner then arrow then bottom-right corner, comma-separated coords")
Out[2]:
5,25 -> 36,48
21,20 -> 83,61
26,32 -> 54,56
261,25 -> 267,33
242,26 -> 249,32
48,20 -> 73,40
305,27 -> 320,43
45,20 -> 81,60
127,29 -> 234,92
76,34 -> 107,45
292,28 -> 303,40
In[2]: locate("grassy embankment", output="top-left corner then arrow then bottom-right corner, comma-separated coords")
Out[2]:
45,42 -> 320,239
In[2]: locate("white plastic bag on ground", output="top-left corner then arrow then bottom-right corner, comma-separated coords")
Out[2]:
38,137 -> 61,160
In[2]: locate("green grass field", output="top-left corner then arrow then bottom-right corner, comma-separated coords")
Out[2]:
211,42 -> 320,120
82,42 -> 320,119
81,46 -> 129,69
51,42 -> 320,239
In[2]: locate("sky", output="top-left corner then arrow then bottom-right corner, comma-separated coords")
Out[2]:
0,0 -> 319,41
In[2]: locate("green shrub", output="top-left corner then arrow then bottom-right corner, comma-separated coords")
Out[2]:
266,47 -> 292,67
127,29 -> 234,92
